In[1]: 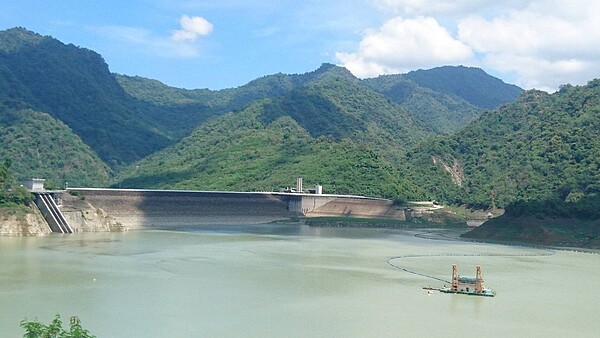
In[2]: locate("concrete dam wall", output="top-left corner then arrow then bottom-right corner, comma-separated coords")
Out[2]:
63,189 -> 405,230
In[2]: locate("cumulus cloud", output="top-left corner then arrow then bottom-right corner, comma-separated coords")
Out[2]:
171,15 -> 213,42
337,0 -> 600,91
457,2 -> 600,90
336,17 -> 473,78
95,24 -> 204,59
91,15 -> 215,59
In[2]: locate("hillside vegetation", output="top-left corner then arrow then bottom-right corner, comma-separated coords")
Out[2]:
410,80 -> 600,209
2,26 -> 600,246
115,66 -> 433,199
363,66 -> 523,133
9,26 -> 587,206
0,27 -> 232,167
0,105 -> 110,187
403,66 -> 523,109
0,159 -> 32,206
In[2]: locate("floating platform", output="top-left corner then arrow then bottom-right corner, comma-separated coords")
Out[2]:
423,286 -> 496,297
423,264 -> 496,297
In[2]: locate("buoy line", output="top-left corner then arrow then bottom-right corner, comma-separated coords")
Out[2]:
387,247 -> 555,284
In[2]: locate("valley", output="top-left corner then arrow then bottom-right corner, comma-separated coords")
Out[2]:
1,27 -> 599,247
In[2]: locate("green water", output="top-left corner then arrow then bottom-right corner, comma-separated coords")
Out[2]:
1,225 -> 598,337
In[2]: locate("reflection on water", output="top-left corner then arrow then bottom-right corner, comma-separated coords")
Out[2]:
1,225 -> 599,338
172,223 -> 405,239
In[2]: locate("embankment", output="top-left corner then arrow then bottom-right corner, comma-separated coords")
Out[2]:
0,205 -> 50,236
462,215 -> 600,249
64,189 -> 406,230
69,189 -> 290,229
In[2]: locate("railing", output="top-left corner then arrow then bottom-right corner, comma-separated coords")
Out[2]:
35,193 -> 73,233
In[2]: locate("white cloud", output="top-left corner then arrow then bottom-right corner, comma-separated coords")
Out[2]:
457,1 -> 600,90
372,0 -> 510,16
94,25 -> 202,59
171,15 -> 213,42
89,15 -> 215,60
336,17 -> 473,78
337,0 -> 600,91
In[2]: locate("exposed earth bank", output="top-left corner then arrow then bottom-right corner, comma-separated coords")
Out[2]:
4,197 -> 599,251
0,193 -> 122,236
0,205 -> 50,236
462,215 -> 600,249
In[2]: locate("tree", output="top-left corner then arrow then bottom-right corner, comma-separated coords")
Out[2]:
21,314 -> 96,338
0,158 -> 33,206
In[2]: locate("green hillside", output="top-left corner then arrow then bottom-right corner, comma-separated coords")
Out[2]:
116,106 -> 420,197
404,66 -> 523,109
0,28 -> 210,167
0,157 -> 32,206
1,26 -> 536,204
409,80 -> 600,209
0,105 -> 111,187
3,26 -> 600,246
115,66 -> 434,198
115,64 -> 340,113
363,66 -> 523,133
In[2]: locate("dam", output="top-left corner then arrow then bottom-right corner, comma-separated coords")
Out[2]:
55,188 -> 406,231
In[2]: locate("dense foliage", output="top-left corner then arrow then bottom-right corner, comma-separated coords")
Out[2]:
410,80 -> 600,209
504,195 -> 600,220
403,66 -> 523,109
21,314 -> 95,338
363,75 -> 480,134
0,106 -> 111,187
116,100 -> 430,200
0,159 -> 32,206
363,66 -> 523,133
0,28 -> 217,166
115,64 -> 443,199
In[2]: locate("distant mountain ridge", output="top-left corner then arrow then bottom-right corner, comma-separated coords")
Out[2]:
1,27 -> 523,194
404,66 -> 523,109
114,64 -> 433,196
0,105 -> 110,187
2,26 -> 599,247
0,27 -> 176,166
406,80 -> 600,208
363,66 -> 523,133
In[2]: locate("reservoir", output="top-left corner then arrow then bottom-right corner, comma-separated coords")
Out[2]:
1,225 -> 598,337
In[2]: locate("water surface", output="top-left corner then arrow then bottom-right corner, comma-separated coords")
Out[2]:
1,224 -> 598,337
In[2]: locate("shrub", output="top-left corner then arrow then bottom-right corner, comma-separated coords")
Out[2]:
21,314 -> 95,338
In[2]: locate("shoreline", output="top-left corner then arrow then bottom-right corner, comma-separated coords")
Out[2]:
302,217 -> 600,253
3,202 -> 598,253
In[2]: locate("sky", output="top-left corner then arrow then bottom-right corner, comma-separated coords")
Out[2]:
1,0 -> 599,92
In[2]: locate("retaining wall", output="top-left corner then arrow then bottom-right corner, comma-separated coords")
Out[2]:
64,189 -> 404,230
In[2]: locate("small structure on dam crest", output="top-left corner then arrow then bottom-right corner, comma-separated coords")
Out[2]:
21,178 -> 45,192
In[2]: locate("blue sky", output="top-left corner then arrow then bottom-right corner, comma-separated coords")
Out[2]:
2,1 -> 599,92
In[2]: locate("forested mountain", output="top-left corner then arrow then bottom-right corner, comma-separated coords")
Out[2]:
117,63 -> 352,110
1,26 -> 542,203
363,66 -> 523,133
114,64 -> 344,131
404,66 -> 523,109
0,105 -> 111,187
408,80 -> 600,209
2,26 -> 599,247
0,28 -> 178,166
2,25 -> 600,248
115,65 -> 434,198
